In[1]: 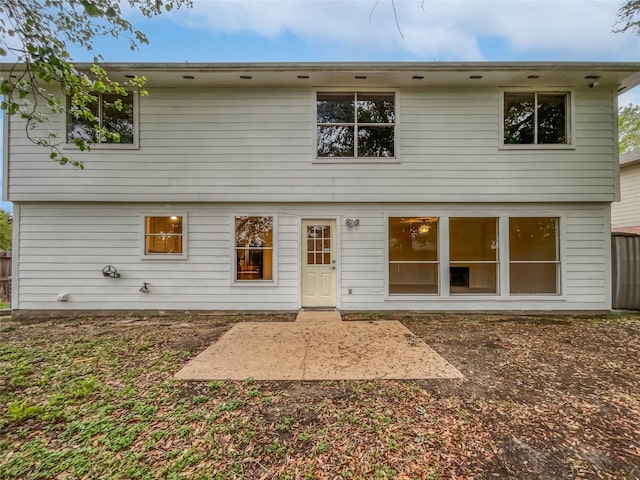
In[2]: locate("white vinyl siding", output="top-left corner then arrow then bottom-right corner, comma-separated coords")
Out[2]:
6,86 -> 618,204
611,162 -> 640,229
12,202 -> 611,312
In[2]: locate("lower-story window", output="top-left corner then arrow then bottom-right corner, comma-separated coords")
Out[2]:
388,217 -> 439,294
509,217 -> 560,294
235,216 -> 273,281
387,215 -> 561,296
144,215 -> 184,256
450,217 -> 498,294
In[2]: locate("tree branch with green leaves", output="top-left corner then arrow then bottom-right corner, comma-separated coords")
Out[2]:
615,0 -> 640,35
619,103 -> 640,154
0,0 -> 191,168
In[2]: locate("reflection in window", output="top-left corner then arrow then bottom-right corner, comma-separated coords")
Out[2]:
67,93 -> 134,144
509,217 -> 560,294
317,92 -> 395,158
450,218 -> 498,294
235,216 -> 273,281
388,217 -> 438,294
504,92 -> 567,145
145,216 -> 183,255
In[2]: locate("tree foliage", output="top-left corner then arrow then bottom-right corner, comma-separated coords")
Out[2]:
0,210 -> 12,251
619,103 -> 640,154
615,1 -> 640,35
0,0 -> 191,168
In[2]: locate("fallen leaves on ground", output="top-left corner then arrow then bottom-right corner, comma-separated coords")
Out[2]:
0,311 -> 638,479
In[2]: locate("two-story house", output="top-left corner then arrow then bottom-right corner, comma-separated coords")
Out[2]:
3,62 -> 640,314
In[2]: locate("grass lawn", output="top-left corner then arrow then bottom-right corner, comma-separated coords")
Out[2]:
1,312 -> 639,479
0,302 -> 9,310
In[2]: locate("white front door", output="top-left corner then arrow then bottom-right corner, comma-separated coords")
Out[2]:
302,219 -> 337,308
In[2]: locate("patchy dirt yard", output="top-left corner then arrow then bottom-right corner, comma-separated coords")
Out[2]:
0,311 -> 638,479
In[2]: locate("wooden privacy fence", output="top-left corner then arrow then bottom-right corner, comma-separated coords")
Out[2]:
0,251 -> 10,304
612,234 -> 640,310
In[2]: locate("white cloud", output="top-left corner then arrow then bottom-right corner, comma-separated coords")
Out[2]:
167,0 -> 639,60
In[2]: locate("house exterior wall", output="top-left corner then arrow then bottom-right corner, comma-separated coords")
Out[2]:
5,64 -> 630,313
611,162 -> 640,234
11,202 -> 611,312
6,86 -> 618,204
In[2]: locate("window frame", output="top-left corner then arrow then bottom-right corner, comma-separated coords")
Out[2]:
65,90 -> 140,150
231,214 -> 277,285
507,216 -> 562,296
387,216 -> 440,296
313,89 -> 400,164
449,217 -> 499,296
384,213 -> 565,300
499,88 -> 574,150
140,212 -> 188,260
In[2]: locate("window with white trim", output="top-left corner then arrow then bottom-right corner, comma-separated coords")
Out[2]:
387,215 -> 562,296
67,92 -> 136,145
317,92 -> 395,158
449,217 -> 498,295
235,216 -> 274,281
388,217 -> 438,294
509,217 -> 560,294
143,215 -> 185,257
503,92 -> 568,145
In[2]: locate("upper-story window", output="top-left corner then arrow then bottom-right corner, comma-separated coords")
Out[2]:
503,92 -> 568,145
317,92 -> 395,158
67,92 -> 136,145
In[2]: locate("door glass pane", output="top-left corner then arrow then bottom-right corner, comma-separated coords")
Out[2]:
306,225 -> 331,265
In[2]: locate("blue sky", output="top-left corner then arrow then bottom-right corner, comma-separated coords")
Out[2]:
2,0 -> 640,211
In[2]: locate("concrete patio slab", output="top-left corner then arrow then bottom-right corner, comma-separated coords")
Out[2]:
174,320 -> 463,381
295,310 -> 342,322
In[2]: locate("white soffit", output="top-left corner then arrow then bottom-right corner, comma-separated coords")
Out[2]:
95,62 -> 640,92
